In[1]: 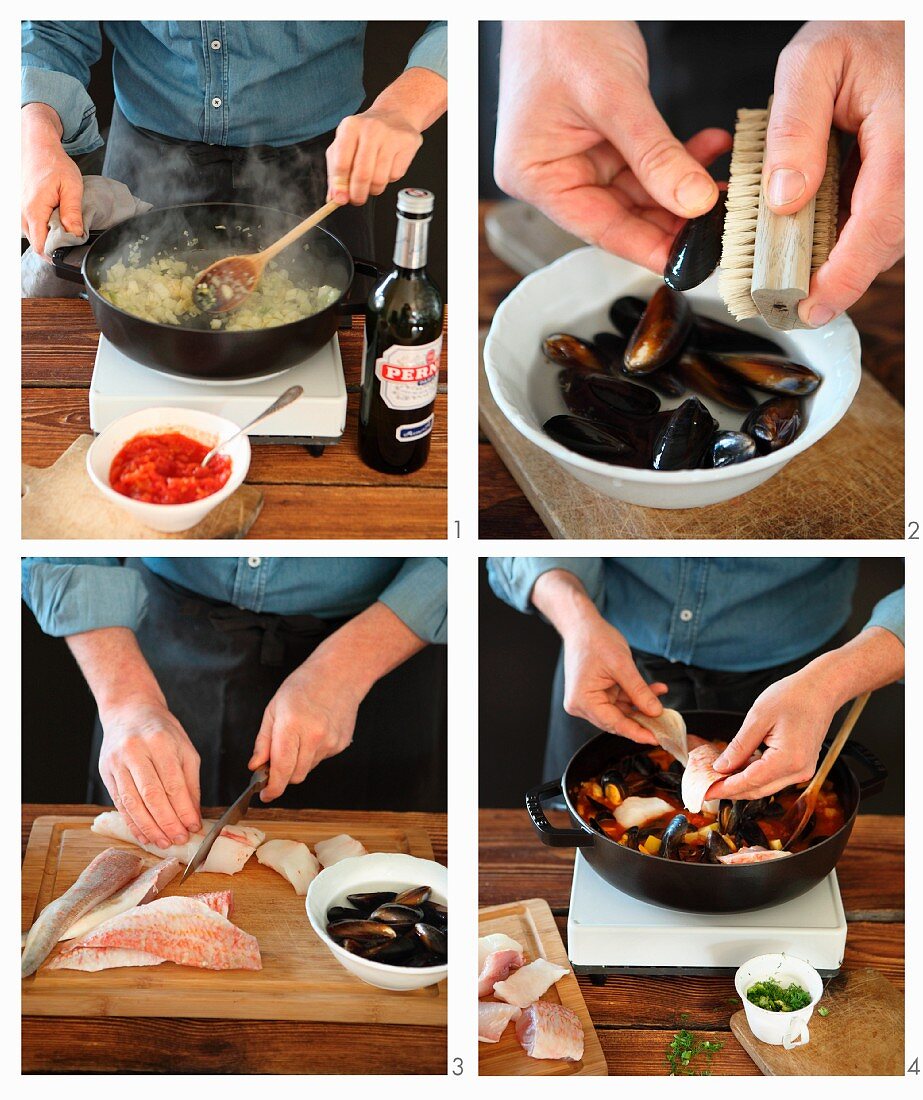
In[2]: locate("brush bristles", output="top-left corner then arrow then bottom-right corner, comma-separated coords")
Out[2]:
811,135 -> 840,273
718,108 -> 768,320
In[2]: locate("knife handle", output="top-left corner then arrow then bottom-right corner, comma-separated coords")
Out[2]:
249,764 -> 271,793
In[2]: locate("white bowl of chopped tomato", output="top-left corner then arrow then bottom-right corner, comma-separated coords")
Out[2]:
86,406 -> 251,532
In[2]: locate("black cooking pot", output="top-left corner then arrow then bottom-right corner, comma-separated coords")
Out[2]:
526,709 -> 886,913
52,203 -> 380,381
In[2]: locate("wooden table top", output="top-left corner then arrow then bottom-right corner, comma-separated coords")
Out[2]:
479,807 -> 903,1076
478,200 -> 905,538
22,300 -> 448,540
22,804 -> 447,1075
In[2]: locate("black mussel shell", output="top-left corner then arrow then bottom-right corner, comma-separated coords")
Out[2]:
689,316 -> 785,356
661,814 -> 690,860
741,396 -> 803,454
712,353 -> 821,396
543,414 -> 647,468
369,903 -> 425,927
327,919 -> 397,941
413,922 -> 447,958
559,368 -> 660,420
627,364 -> 687,398
593,331 -> 629,370
705,830 -> 734,863
736,817 -> 769,848
703,430 -> 758,468
622,826 -> 642,850
664,188 -> 727,292
542,333 -> 607,373
652,398 -> 718,470
676,351 -> 756,412
632,752 -> 659,778
394,885 -> 432,907
652,770 -> 682,794
407,950 -> 445,968
366,934 -> 420,964
346,891 -> 396,912
326,905 -> 365,923
421,901 -> 447,930
625,286 -> 693,374
608,296 -> 647,337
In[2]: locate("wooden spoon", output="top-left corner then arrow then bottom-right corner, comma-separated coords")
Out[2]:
193,199 -> 340,314
779,691 -> 871,850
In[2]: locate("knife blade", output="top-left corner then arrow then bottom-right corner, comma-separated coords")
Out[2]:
179,765 -> 270,883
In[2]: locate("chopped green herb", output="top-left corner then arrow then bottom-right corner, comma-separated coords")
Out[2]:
746,978 -> 812,1013
666,1029 -> 725,1076
817,1005 -> 830,1017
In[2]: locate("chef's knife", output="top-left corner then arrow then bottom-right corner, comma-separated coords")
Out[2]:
180,765 -> 270,883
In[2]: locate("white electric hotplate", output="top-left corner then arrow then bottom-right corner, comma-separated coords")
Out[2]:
567,852 -> 846,977
89,335 -> 347,443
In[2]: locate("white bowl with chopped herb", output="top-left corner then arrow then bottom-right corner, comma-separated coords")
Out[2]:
735,953 -> 824,1048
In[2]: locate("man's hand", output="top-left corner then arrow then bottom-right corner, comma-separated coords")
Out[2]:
709,625 -> 904,800
327,67 -> 447,206
98,699 -> 202,849
494,22 -> 731,273
250,602 -> 428,802
22,102 -> 84,258
765,21 -> 904,325
531,569 -> 667,742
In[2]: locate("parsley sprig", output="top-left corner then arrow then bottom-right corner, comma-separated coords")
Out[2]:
666,1029 -> 725,1075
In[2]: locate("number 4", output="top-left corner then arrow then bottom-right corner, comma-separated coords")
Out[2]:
908,1057 -> 919,1075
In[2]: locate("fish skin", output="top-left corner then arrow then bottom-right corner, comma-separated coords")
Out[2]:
49,894 -> 260,972
91,811 -> 264,873
718,846 -> 793,865
22,847 -> 143,978
61,858 -> 181,941
516,1001 -> 585,1061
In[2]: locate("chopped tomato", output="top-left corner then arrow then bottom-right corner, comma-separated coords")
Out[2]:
110,431 -> 232,504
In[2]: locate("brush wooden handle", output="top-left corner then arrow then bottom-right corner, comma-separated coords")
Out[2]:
750,96 -> 815,331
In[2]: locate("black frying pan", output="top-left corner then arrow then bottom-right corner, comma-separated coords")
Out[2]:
52,202 -> 380,381
526,709 -> 887,913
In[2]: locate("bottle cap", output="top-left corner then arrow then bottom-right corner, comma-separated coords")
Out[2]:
397,188 -> 435,215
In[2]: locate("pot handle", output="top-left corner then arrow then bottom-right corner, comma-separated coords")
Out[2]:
525,780 -> 595,849
50,231 -> 104,284
338,257 -> 383,316
840,738 -> 888,799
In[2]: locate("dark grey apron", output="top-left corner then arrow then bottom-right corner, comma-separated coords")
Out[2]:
543,628 -> 852,782
101,103 -> 374,258
88,563 -> 446,812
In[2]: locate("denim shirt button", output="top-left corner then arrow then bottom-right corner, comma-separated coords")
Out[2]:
210,40 -> 221,50
212,97 -> 222,108
679,609 -> 693,622
248,557 -> 261,568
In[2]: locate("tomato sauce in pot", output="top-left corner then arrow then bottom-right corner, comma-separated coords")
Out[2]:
109,431 -> 232,504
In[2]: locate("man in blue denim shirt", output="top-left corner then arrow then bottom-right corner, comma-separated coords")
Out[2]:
488,558 -> 903,799
23,557 -> 447,847
21,21 -> 447,258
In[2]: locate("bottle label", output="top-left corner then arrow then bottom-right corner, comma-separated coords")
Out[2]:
396,413 -> 434,443
375,335 -> 442,411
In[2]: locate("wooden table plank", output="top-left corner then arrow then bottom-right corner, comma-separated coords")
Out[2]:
21,301 -> 448,539
22,805 -> 447,1074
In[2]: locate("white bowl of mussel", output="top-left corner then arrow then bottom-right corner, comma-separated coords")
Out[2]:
306,853 -> 448,991
484,247 -> 861,509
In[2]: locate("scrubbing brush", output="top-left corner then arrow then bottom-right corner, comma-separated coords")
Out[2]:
718,96 -> 839,330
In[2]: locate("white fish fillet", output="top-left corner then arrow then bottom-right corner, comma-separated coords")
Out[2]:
478,948 -> 524,998
22,847 -> 143,977
630,709 -> 689,764
493,958 -> 569,1009
613,796 -> 676,830
478,933 -> 524,971
718,846 -> 793,865
682,743 -> 725,813
92,811 -> 264,874
478,1001 -> 521,1043
516,1000 -> 584,1061
314,834 -> 368,867
255,839 -> 319,896
61,858 -> 181,940
48,891 -> 258,972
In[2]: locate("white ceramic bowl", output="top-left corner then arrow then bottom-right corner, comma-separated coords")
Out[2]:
86,406 -> 251,533
484,247 -> 861,509
735,953 -> 823,1049
306,852 -> 447,992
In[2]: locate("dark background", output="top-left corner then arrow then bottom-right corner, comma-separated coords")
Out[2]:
479,20 -> 804,199
73,21 -> 447,290
479,557 -> 904,813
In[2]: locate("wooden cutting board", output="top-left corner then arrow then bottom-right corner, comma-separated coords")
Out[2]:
22,436 -> 263,539
731,967 -> 903,1075
479,898 -> 606,1076
479,341 -> 903,541
22,815 -> 445,1024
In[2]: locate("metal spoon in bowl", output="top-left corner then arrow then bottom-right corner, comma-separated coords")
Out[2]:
201,385 -> 303,467
193,199 -> 341,314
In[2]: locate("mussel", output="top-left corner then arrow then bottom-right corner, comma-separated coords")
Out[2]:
676,351 -> 756,412
652,770 -> 682,794
621,826 -> 642,850
327,919 -> 397,941
599,769 -> 628,804
664,188 -> 727,292
346,891 -> 396,912
705,830 -> 734,863
713,353 -> 821,396
366,935 -> 420,963
608,296 -> 646,337
689,316 -> 786,356
661,814 -> 691,860
741,396 -> 803,454
652,397 -> 718,470
421,901 -> 448,930
558,369 -> 661,420
413,922 -> 447,958
326,905 -> 365,923
542,333 -> 608,373
634,366 -> 688,398
394,885 -> 432,907
736,817 -> 769,848
624,286 -> 693,374
718,800 -> 741,835
592,331 -> 629,369
703,430 -> 758,468
543,414 -> 648,468
369,904 -> 424,928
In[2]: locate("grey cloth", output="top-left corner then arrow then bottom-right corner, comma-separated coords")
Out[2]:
21,174 -> 152,297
